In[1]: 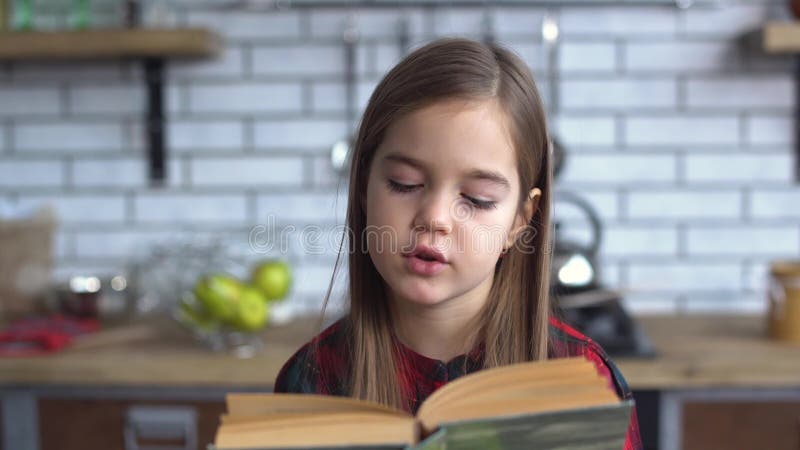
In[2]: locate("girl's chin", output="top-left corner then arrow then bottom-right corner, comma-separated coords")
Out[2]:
393,286 -> 449,307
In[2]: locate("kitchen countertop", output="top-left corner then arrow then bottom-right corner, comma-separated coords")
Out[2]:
0,314 -> 798,389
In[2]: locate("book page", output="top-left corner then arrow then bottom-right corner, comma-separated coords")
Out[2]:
417,357 -> 592,420
226,393 -> 409,417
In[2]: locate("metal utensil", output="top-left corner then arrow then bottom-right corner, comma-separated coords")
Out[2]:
330,15 -> 359,175
542,11 -> 566,179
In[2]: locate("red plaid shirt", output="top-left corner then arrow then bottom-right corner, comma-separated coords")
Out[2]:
274,316 -> 643,450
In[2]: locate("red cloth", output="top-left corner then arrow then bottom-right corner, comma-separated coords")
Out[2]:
0,314 -> 100,356
274,315 -> 643,450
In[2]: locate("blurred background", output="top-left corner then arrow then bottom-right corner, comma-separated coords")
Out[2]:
1,1 -> 800,449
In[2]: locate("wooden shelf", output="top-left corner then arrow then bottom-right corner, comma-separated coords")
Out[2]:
0,28 -> 221,61
763,21 -> 800,54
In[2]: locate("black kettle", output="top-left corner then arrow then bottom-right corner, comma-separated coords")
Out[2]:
550,190 -> 604,297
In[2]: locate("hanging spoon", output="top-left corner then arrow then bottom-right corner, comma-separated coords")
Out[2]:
330,14 -> 359,175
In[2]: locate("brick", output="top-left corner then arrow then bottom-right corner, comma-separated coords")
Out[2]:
188,83 -> 302,114
683,4 -> 768,38
561,79 -> 677,111
168,120 -> 244,152
686,154 -> 793,183
72,158 -> 182,188
626,116 -> 738,146
627,262 -> 742,290
190,157 -> 303,187
170,47 -> 245,79
69,85 -> 144,115
686,77 -> 792,109
430,8 -> 485,38
254,119 -> 346,150
627,190 -> 741,220
554,116 -> 616,147
0,160 -> 64,188
0,87 -> 61,116
257,191 -> 348,224
252,45 -> 344,77
494,8 -> 546,38
559,42 -> 616,73
625,42 -> 734,72
751,190 -> 800,219
311,154 -> 346,188
502,41 -> 543,72
185,11 -> 302,40
561,7 -> 676,36
553,190 -> 618,221
687,226 -> 799,256
308,9 -> 425,39
134,193 -> 248,224
603,226 -> 678,257
374,43 -> 403,75
311,82 -> 346,114
560,153 -> 676,184
747,115 -> 792,146
15,122 -> 123,152
17,194 -> 125,224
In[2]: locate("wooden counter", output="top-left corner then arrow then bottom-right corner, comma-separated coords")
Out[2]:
0,314 -> 798,389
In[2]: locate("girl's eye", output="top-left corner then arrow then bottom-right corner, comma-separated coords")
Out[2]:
386,179 -> 419,193
464,196 -> 498,210
387,179 -> 497,211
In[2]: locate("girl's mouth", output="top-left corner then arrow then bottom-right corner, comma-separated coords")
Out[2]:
404,255 -> 447,276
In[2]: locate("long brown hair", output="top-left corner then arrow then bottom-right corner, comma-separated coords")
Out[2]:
319,37 -> 554,411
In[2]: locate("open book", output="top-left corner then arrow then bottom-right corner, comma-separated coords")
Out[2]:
213,356 -> 633,450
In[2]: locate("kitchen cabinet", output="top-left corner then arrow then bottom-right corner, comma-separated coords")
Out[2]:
38,397 -> 225,450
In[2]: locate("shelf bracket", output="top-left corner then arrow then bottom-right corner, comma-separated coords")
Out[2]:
143,57 -> 166,187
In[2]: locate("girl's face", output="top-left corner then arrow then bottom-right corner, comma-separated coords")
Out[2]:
365,98 -> 538,311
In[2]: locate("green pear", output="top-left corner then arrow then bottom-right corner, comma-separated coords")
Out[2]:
232,286 -> 269,332
193,274 -> 244,322
250,259 -> 292,301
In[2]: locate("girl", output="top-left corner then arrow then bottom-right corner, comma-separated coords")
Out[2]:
274,38 -> 642,450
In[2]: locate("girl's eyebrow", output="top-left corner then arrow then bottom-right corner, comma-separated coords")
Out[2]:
381,152 -> 511,190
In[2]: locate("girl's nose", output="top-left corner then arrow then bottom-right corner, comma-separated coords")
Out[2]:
413,192 -> 454,234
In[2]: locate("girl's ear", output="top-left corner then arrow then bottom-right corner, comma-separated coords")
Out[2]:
505,188 -> 542,250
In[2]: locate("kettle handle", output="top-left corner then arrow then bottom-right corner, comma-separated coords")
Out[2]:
554,190 -> 603,256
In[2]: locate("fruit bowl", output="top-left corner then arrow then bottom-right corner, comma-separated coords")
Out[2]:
130,237 -> 293,357
174,258 -> 293,357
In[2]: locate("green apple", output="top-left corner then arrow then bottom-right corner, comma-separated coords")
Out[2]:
250,259 -> 292,301
193,274 -> 244,322
232,286 -> 269,332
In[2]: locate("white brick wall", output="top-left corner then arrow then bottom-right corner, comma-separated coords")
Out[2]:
0,88 -> 62,116
15,122 -> 125,152
188,83 -> 303,114
626,116 -> 739,146
134,193 -> 248,224
190,157 -> 304,187
561,79 -> 677,111
0,1 -> 797,316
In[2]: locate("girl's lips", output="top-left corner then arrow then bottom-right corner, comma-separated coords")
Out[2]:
404,255 -> 448,276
